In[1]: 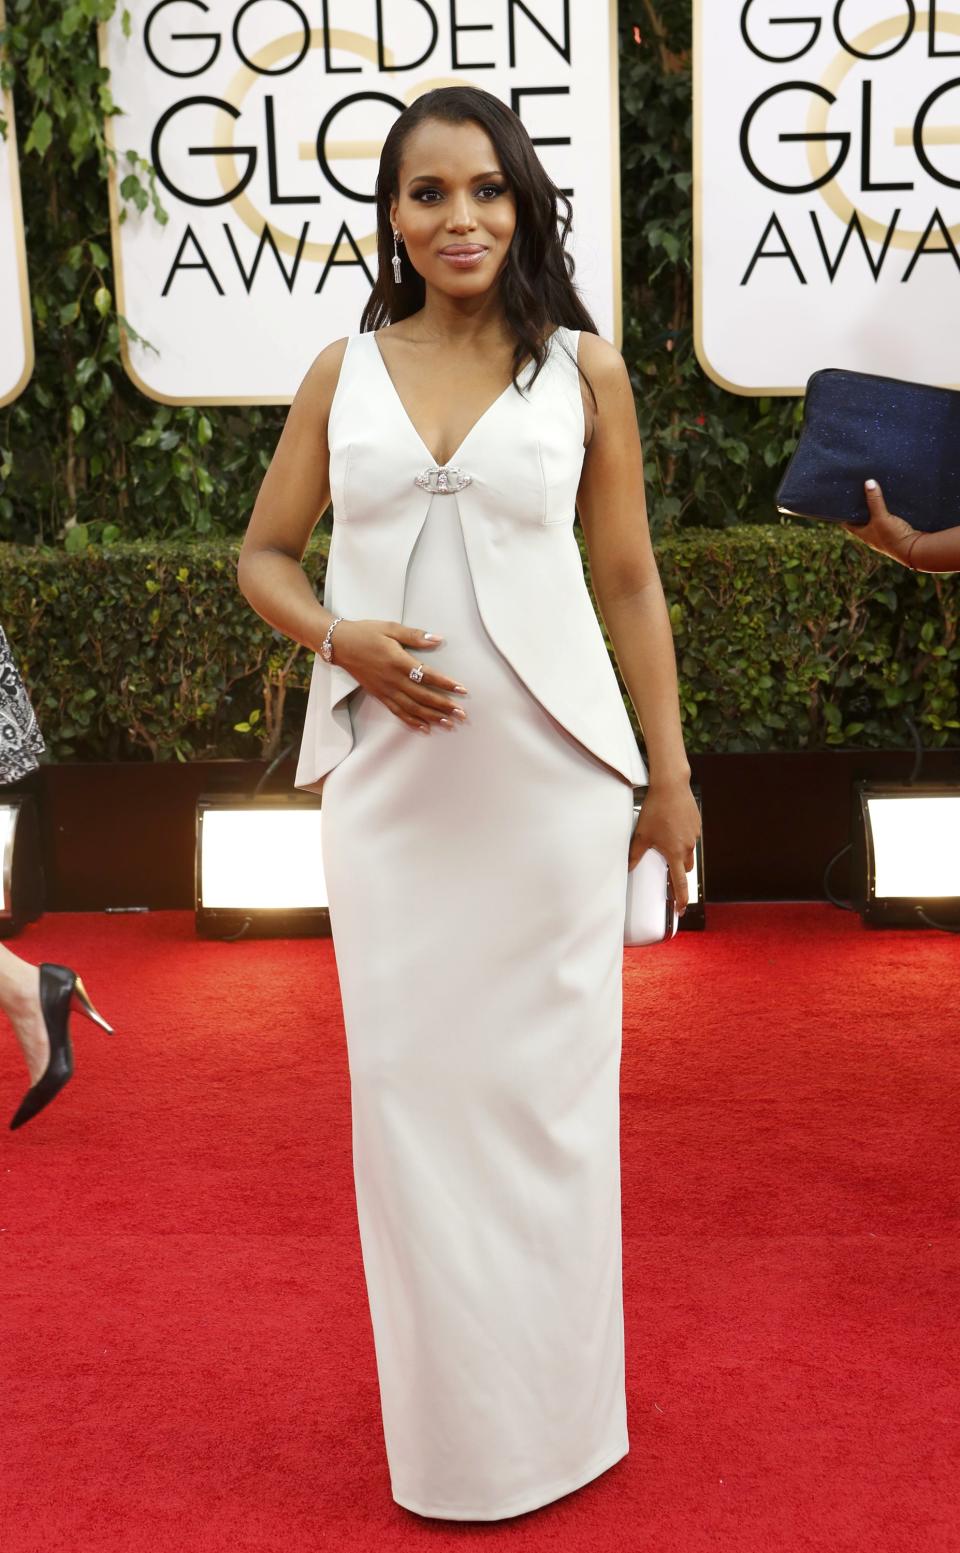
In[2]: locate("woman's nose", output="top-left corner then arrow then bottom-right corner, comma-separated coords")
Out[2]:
446,201 -> 477,232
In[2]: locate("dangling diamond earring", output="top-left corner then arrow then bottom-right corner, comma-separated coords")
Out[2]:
391,228 -> 403,284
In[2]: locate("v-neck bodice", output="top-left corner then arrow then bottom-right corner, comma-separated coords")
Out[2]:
370,330 -> 549,472
329,326 -> 582,524
294,324 -> 647,795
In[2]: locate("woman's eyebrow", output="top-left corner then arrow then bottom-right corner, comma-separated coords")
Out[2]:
406,170 -> 504,188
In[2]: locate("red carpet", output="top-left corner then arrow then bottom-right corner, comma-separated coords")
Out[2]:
2,906 -> 957,1552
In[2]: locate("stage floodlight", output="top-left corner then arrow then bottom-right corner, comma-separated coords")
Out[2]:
852,780 -> 960,927
0,793 -> 44,938
195,794 -> 329,939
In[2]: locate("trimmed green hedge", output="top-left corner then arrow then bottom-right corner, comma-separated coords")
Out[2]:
1,538 -> 323,763
654,527 -> 959,751
2,527 -> 957,764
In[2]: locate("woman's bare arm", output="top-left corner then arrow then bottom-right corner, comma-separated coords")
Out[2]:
909,528 -> 960,570
237,337 -> 468,732
236,337 -> 348,650
576,332 -> 691,785
575,331 -> 700,902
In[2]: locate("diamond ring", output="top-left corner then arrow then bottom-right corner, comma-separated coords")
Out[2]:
409,663 -> 425,682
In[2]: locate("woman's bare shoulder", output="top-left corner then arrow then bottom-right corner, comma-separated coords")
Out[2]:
296,335 -> 352,415
576,329 -> 628,385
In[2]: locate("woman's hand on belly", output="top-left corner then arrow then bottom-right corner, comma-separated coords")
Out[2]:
332,619 -> 470,734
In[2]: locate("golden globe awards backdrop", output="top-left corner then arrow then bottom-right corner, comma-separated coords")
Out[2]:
695,1 -> 960,395
0,0 -> 34,408
99,0 -> 620,405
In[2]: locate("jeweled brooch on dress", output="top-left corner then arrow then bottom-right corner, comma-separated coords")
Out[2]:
414,466 -> 473,494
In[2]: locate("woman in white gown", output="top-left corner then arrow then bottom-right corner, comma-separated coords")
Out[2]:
238,86 -> 700,1522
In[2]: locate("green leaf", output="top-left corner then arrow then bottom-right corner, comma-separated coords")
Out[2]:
25,109 -> 52,156
64,524 -> 89,552
61,6 -> 86,39
119,172 -> 149,212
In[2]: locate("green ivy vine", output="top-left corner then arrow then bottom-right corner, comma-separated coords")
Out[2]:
619,0 -> 804,531
0,0 -> 286,547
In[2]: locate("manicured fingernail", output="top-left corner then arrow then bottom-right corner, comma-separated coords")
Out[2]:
865,479 -> 877,490
423,632 -> 442,641
439,717 -> 453,729
450,707 -> 467,720
453,684 -> 468,694
418,723 -> 430,733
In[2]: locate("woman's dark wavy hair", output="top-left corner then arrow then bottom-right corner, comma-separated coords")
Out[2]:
359,86 -> 598,405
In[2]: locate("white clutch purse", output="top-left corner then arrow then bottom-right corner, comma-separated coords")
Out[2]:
624,787 -> 680,947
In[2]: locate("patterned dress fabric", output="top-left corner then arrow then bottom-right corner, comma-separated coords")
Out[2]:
0,624 -> 45,785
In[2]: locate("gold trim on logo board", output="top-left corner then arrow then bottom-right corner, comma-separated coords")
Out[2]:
0,0 -> 35,409
100,7 -> 623,405
610,0 -> 622,349
692,0 -> 779,397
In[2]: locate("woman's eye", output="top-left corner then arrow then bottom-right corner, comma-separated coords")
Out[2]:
413,184 -> 506,203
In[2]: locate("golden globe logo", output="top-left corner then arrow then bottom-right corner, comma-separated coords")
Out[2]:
100,1 -> 619,402
739,2 -> 960,282
114,0 -> 580,298
695,1 -> 960,393
146,7 -> 429,274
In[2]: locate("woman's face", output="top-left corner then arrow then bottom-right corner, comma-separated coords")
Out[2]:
389,117 -> 517,298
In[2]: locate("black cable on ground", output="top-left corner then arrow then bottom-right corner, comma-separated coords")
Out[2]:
915,906 -> 960,934
253,739 -> 297,796
219,915 -> 254,942
823,842 -> 856,912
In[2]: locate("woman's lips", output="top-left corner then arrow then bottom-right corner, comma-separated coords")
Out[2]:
437,247 -> 488,269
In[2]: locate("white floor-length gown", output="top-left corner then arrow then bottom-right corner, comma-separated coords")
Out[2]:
302,325 -> 647,1520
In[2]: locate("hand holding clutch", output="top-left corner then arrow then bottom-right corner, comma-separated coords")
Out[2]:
776,367 -> 960,533
625,788 -> 680,947
842,479 -> 918,566
842,478 -> 960,574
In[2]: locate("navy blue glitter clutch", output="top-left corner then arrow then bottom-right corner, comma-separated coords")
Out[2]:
776,368 -> 960,533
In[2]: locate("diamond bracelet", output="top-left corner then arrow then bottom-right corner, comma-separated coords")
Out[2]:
320,615 -> 345,663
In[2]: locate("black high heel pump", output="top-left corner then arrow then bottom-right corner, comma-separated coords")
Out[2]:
9,963 -> 114,1132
